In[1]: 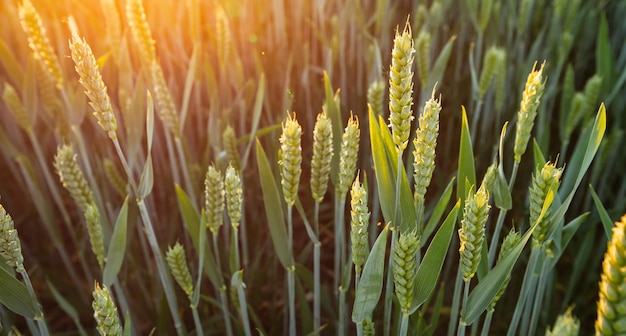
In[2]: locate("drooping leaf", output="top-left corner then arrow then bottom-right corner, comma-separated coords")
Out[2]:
352,224 -> 389,323
256,140 -> 293,268
494,122 -> 511,210
103,198 -> 129,286
242,74 -> 265,168
0,265 -> 36,318
590,184 -> 613,240
411,200 -> 460,313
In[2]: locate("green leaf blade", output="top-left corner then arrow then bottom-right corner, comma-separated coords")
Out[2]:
103,198 -> 129,286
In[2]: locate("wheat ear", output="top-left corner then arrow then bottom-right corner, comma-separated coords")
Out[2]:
92,282 -> 123,336
279,112 -> 302,206
311,112 -> 334,203
596,215 -> 626,335
388,20 -> 415,152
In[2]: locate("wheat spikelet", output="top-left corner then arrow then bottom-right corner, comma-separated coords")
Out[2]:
99,0 -> 122,61
393,229 -> 420,313
84,203 -> 105,268
489,228 -> 521,311
513,61 -> 546,163
166,242 -> 194,299
0,203 -> 24,272
279,113 -> 302,206
69,35 -> 118,140
388,20 -> 415,152
225,164 -> 242,228
350,177 -> 370,273
125,0 -> 156,64
222,126 -> 241,172
18,0 -> 63,89
596,215 -> 626,335
494,49 -> 507,110
362,317 -> 375,336
478,46 -> 499,99
367,79 -> 386,117
337,114 -> 360,197
2,83 -> 33,134
205,164 -> 225,234
151,61 -> 181,138
92,282 -> 123,336
310,112 -> 333,203
529,161 -> 562,248
412,88 -> 441,207
459,185 -> 490,282
54,145 -> 95,212
583,74 -> 603,121
415,30 -> 431,88
104,159 -> 128,197
480,162 -> 498,196
547,306 -> 579,336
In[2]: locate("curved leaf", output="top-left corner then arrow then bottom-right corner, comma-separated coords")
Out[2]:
256,140 -> 293,268
457,106 -> 476,209
0,266 -> 36,318
103,198 -> 129,286
411,200 -> 460,313
352,224 -> 389,323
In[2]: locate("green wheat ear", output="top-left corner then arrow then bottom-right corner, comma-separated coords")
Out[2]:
415,30 -> 431,88
350,176 -> 370,273
529,161 -> 562,248
69,35 -> 118,140
367,79 -> 386,118
337,114 -> 360,197
393,229 -> 420,314
204,164 -> 225,235
223,126 -> 241,172
279,112 -> 302,206
596,215 -> 626,335
54,145 -> 95,213
547,306 -> 579,336
2,83 -> 33,134
388,19 -> 415,152
310,112 -> 334,203
166,242 -> 194,299
92,282 -> 123,336
459,185 -> 490,282
0,203 -> 25,273
480,161 -> 498,196
225,164 -> 243,228
413,87 -> 441,209
85,204 -> 105,269
489,228 -> 521,311
513,61 -> 546,163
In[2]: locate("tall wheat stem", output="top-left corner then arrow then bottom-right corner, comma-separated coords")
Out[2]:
211,233 -> 234,336
313,201 -> 321,332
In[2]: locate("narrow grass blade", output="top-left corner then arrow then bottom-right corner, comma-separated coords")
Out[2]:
174,185 -> 221,289
137,155 -> 153,200
46,280 -> 80,325
124,312 -> 131,336
324,71 -> 343,185
494,123 -> 511,210
0,265 -> 36,318
532,139 -> 546,170
411,200 -> 460,313
255,140 -> 293,268
554,213 -> 589,263
457,106 -> 476,206
461,190 -> 556,325
596,14 -> 614,95
103,197 -> 129,286
352,224 -> 389,323
426,36 -> 457,90
242,74 -> 265,168
590,184 -> 614,239
422,177 -> 455,244
179,44 -> 199,130
554,104 -> 606,220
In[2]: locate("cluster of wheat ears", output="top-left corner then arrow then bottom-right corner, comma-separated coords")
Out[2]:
0,0 -> 623,335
